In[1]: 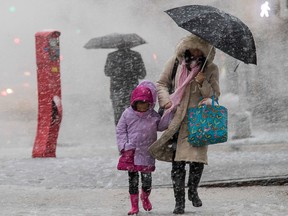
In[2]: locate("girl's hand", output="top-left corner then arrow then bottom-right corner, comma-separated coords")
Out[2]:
164,101 -> 172,109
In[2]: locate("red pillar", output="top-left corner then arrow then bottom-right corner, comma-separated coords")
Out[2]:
32,30 -> 62,158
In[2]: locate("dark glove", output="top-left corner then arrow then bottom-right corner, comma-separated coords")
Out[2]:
197,56 -> 206,69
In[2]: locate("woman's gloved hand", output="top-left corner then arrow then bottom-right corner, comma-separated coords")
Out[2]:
198,98 -> 212,106
195,72 -> 206,86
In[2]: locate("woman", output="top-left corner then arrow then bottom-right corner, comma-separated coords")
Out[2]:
149,34 -> 220,214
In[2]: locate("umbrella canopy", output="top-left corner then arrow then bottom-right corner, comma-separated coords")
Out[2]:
84,33 -> 146,49
165,5 -> 257,65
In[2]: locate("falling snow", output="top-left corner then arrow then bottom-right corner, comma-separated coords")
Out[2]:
1,0 -> 288,215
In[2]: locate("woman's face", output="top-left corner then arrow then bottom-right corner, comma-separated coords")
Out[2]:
185,49 -> 206,71
135,101 -> 150,112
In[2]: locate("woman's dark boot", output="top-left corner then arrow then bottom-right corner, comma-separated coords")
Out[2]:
172,161 -> 186,214
187,162 -> 204,207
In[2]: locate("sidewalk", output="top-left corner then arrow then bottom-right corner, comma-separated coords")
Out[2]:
0,118 -> 288,215
0,141 -> 287,190
0,140 -> 288,216
1,185 -> 287,216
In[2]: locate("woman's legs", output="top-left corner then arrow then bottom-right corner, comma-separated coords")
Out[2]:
187,162 -> 204,207
171,159 -> 186,214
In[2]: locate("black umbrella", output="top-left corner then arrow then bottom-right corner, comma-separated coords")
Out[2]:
84,33 -> 146,49
165,5 -> 257,65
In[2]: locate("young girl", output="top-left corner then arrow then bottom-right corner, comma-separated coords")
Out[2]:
116,80 -> 168,215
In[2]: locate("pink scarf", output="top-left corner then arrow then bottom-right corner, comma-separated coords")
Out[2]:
163,61 -> 201,117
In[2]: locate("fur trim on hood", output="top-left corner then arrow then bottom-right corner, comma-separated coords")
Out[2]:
175,34 -> 216,65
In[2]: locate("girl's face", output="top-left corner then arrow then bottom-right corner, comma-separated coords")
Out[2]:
135,101 -> 150,112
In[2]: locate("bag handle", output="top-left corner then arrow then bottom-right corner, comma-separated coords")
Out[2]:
158,58 -> 179,116
169,58 -> 179,94
212,95 -> 219,107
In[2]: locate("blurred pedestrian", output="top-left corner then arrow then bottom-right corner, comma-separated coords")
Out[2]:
116,80 -> 169,215
150,34 -> 220,214
105,47 -> 146,125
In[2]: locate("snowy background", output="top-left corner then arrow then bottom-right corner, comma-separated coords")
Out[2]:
1,0 -> 287,149
1,1 -> 288,215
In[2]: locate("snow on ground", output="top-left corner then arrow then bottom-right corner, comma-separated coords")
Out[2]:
0,185 -> 288,216
1,108 -> 288,215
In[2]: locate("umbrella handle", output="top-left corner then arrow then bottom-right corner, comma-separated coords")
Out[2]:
233,62 -> 241,72
201,46 -> 214,72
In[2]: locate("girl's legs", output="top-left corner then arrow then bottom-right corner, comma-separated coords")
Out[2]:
141,172 -> 152,193
140,173 -> 152,211
128,171 -> 139,194
128,171 -> 139,215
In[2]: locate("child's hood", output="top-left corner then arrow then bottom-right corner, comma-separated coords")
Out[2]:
137,80 -> 157,107
130,85 -> 154,108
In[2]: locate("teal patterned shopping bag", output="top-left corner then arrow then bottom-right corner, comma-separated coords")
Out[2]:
187,99 -> 228,147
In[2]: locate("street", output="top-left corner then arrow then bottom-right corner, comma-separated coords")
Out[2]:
0,120 -> 288,215
0,185 -> 287,216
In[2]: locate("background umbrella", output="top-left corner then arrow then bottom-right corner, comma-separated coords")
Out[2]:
84,32 -> 147,125
165,5 -> 257,65
84,33 -> 146,49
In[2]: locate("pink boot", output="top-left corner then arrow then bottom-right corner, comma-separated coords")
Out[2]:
128,194 -> 139,215
140,189 -> 152,211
